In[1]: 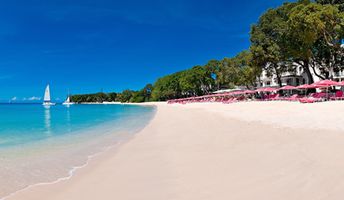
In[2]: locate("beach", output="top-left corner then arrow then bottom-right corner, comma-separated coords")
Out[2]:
6,101 -> 344,200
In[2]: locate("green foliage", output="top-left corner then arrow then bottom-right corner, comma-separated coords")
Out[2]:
151,66 -> 215,101
250,2 -> 301,86
250,0 -> 344,83
316,0 -> 344,11
118,90 -> 135,103
288,1 -> 344,78
71,92 -> 114,103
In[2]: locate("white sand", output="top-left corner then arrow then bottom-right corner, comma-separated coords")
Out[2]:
6,101 -> 344,200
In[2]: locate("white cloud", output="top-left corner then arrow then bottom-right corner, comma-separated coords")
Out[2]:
28,96 -> 41,101
22,96 -> 42,101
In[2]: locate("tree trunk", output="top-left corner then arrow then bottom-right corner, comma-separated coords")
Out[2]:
310,66 -> 326,80
273,65 -> 283,87
303,60 -> 314,84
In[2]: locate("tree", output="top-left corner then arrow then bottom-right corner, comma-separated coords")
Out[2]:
251,0 -> 344,84
142,84 -> 153,102
316,0 -> 344,11
287,1 -> 344,79
205,59 -> 221,90
118,90 -> 134,103
250,3 -> 300,86
151,74 -> 181,101
233,51 -> 261,88
108,92 -> 117,102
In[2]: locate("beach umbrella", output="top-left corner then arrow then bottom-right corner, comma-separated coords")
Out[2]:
255,88 -> 265,92
279,85 -> 297,90
255,87 -> 277,93
236,91 -> 246,95
244,90 -> 256,94
314,79 -> 340,87
229,91 -> 240,95
310,83 -> 322,88
255,87 -> 277,100
279,85 -> 297,97
263,87 -> 278,92
297,84 -> 315,95
313,80 -> 340,100
296,84 -> 313,89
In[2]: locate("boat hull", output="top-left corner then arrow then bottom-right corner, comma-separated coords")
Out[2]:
42,102 -> 56,106
62,102 -> 74,106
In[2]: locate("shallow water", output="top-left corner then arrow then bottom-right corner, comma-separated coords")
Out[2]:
0,104 -> 156,198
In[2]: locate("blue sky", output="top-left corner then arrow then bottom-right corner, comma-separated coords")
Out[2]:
0,0 -> 290,102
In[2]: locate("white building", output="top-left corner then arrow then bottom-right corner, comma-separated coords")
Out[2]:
258,44 -> 344,87
258,65 -> 344,88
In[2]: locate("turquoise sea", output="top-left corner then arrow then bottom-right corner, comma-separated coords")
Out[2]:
0,104 -> 156,199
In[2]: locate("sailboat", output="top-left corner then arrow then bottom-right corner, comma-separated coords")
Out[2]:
62,95 -> 74,106
42,84 -> 56,106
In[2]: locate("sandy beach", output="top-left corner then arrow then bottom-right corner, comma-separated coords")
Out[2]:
6,101 -> 344,200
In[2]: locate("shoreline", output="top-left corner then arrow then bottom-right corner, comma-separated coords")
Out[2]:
6,101 -> 344,200
1,141 -> 123,200
0,104 -> 157,200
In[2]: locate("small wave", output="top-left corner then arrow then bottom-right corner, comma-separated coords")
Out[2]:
1,141 -> 123,200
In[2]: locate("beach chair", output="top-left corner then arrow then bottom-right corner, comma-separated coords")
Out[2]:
223,97 -> 237,104
299,92 -> 326,103
330,91 -> 344,101
285,94 -> 301,101
270,93 -> 280,101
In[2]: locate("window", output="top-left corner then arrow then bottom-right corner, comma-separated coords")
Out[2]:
287,79 -> 291,85
296,78 -> 299,85
266,81 -> 271,86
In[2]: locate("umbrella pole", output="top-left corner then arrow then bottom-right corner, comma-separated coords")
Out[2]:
327,87 -> 329,101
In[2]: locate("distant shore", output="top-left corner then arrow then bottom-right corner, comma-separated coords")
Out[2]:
7,101 -> 344,200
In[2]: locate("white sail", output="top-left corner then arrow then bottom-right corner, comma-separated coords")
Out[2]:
65,96 -> 70,103
63,92 -> 74,106
42,85 -> 56,106
44,85 -> 51,102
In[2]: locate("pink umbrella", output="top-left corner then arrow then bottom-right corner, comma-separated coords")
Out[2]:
296,84 -> 314,89
255,87 -> 276,92
229,91 -> 241,95
263,87 -> 278,92
244,90 -> 256,94
314,80 -> 340,87
279,85 -> 297,97
313,80 -> 340,100
310,83 -> 322,88
279,85 -> 297,90
255,88 -> 265,92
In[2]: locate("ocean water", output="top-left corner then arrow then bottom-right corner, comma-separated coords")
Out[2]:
0,104 -> 156,198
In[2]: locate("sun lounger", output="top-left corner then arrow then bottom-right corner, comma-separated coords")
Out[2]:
270,94 -> 280,101
223,98 -> 237,104
330,91 -> 344,101
299,92 -> 326,103
285,94 -> 302,101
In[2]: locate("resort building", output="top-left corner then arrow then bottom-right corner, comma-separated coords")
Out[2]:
257,65 -> 344,87
258,44 -> 344,87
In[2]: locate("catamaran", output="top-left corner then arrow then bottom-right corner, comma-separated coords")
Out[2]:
42,84 -> 56,106
62,95 -> 74,105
